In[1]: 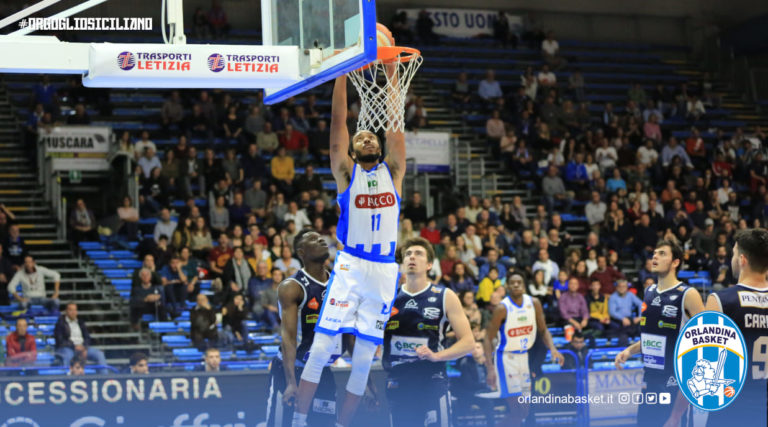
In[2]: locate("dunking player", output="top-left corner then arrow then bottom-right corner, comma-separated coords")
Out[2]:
614,240 -> 705,426
266,230 -> 342,427
382,237 -> 475,426
704,229 -> 768,427
484,272 -> 564,427
292,73 -> 405,427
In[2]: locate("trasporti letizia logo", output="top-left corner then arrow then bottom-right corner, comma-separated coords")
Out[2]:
674,311 -> 748,411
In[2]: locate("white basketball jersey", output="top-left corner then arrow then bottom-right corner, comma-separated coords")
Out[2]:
496,294 -> 538,353
336,162 -> 400,263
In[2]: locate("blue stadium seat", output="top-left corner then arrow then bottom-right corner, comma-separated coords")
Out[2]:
162,335 -> 192,347
173,348 -> 203,361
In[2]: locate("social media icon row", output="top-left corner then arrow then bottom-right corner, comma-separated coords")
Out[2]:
618,392 -> 671,404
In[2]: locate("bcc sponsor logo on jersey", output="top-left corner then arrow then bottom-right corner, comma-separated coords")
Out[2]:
674,311 -> 748,411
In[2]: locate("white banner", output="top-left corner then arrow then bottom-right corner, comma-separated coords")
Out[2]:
396,8 -> 522,39
83,44 -> 300,89
41,126 -> 111,171
588,368 -> 644,424
404,131 -> 450,173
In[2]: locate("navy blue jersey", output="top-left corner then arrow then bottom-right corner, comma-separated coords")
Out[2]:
640,283 -> 692,382
383,283 -> 448,376
707,284 -> 768,426
278,269 -> 341,366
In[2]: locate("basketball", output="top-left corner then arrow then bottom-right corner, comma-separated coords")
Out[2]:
376,23 -> 395,47
724,386 -> 735,398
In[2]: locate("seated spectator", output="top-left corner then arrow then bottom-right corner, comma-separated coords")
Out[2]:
259,269 -> 283,332
448,263 -> 475,293
222,293 -> 250,348
451,72 -> 472,110
608,280 -> 642,346
179,247 -> 201,301
541,31 -> 567,69
220,246 -> 253,304
708,245 -> 734,289
67,103 -> 91,125
542,165 -> 572,214
130,254 -> 162,289
552,270 -> 569,299
152,208 -> 177,244
661,137 -> 693,169
8,255 -> 60,312
221,105 -> 244,145
274,246 -> 301,276
559,278 -> 589,331
420,218 -> 441,245
537,64 -> 557,90
270,146 -> 295,196
586,279 -> 610,344
532,249 -> 559,285
415,9 -> 438,44
159,256 -> 189,317
203,347 -> 222,372
68,358 -> 85,376
5,318 -> 36,366
243,106 -> 265,143
116,196 -> 140,240
0,243 -> 14,305
161,91 -> 184,132
256,121 -> 279,154
69,198 -> 99,244
208,233 -> 234,277
686,95 -> 706,121
130,268 -> 166,329
191,7 -> 211,39
478,70 -> 503,104
486,110 -> 506,148
457,291 -> 483,343
133,130 -> 156,159
476,267 -> 501,308
191,294 -> 219,350
279,123 -> 309,159
478,248 -> 506,280
585,191 -> 607,230
54,302 -> 108,372
207,0 -> 230,39
590,255 -> 625,296
643,114 -> 662,142
129,352 -> 149,374
33,75 -> 57,110
190,217 -> 214,259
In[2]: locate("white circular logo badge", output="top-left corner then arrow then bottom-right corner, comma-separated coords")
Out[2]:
674,311 -> 748,411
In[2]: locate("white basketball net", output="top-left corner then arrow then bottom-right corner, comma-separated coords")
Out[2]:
348,50 -> 423,133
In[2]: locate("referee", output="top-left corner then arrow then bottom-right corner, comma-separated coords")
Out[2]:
382,237 -> 475,426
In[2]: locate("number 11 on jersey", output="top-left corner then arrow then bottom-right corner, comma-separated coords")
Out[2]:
371,213 -> 381,231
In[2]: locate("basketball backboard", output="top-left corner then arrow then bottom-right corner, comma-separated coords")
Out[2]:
261,0 -> 377,104
0,0 -> 377,102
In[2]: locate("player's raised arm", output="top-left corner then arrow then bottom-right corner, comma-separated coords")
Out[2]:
330,75 -> 353,190
277,279 -> 304,402
383,63 -> 406,190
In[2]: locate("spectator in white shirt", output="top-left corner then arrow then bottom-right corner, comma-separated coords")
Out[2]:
532,249 -> 559,285
541,31 -> 567,69
585,191 -> 607,228
283,201 -> 311,230
637,139 -> 659,167
133,130 -> 156,159
595,138 -> 618,172
8,255 -> 60,312
537,64 -> 557,88
478,69 -> 503,103
686,95 -> 706,121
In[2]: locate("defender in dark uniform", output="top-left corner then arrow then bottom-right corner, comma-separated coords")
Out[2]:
266,230 -> 342,427
705,229 -> 768,427
615,240 -> 704,426
383,237 -> 474,427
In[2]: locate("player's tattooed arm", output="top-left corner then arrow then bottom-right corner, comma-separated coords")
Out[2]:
330,75 -> 353,190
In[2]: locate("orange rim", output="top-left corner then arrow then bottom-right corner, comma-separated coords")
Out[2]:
359,46 -> 421,70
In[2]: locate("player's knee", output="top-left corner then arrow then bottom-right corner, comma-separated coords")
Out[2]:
346,338 -> 377,396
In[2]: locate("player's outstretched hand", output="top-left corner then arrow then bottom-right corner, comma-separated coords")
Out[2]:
415,345 -> 438,362
614,349 -> 629,370
283,383 -> 297,406
551,349 -> 565,366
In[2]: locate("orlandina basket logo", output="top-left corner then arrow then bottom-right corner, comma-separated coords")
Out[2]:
117,51 -> 135,70
207,54 -> 225,72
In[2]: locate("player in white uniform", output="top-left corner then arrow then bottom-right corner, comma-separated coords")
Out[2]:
292,72 -> 405,427
483,272 -> 564,427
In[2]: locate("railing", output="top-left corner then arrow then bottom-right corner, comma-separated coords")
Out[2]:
38,151 -> 67,241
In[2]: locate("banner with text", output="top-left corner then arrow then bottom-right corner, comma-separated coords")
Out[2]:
396,8 -> 522,39
404,131 -> 451,173
588,368 -> 644,424
41,125 -> 112,171
0,372 -> 265,426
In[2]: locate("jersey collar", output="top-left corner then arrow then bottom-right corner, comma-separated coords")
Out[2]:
735,282 -> 768,292
402,282 -> 432,297
655,281 -> 684,294
301,268 -> 329,287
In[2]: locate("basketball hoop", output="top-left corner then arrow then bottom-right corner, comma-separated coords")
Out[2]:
348,45 -> 423,133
